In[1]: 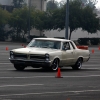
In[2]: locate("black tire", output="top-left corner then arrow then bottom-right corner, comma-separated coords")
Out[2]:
72,58 -> 82,70
14,64 -> 26,71
51,59 -> 59,71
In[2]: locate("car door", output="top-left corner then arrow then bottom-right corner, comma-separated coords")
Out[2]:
62,42 -> 75,66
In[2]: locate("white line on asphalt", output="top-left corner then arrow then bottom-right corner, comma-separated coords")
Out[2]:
0,75 -> 100,79
0,84 -> 44,88
83,65 -> 100,66
0,63 -> 11,64
0,89 -> 100,97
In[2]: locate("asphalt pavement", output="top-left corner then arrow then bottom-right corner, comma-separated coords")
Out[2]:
0,42 -> 100,100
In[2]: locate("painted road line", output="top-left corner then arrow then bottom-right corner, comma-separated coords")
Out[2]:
0,84 -> 44,88
0,63 -> 11,64
0,89 -> 100,97
0,75 -> 100,79
83,65 -> 100,66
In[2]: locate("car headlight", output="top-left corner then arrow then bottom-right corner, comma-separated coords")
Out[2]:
45,53 -> 49,61
10,51 -> 14,59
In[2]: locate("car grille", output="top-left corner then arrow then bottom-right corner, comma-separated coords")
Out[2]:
14,53 -> 45,60
30,54 -> 45,60
14,53 -> 27,59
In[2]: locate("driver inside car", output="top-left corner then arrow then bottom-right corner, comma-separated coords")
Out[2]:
62,42 -> 70,50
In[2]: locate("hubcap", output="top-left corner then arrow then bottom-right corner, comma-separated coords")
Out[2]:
52,60 -> 58,71
77,61 -> 82,69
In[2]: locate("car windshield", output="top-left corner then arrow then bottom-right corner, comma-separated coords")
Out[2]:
28,39 -> 61,49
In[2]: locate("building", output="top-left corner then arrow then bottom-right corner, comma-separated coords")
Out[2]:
0,0 -> 13,12
26,0 -> 46,11
25,0 -> 47,36
0,0 -> 47,36
1,0 -> 99,40
0,0 -> 46,12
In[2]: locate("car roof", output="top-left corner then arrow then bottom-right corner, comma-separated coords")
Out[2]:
34,38 -> 71,42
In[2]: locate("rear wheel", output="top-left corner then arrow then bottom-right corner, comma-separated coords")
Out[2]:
14,64 -> 26,71
51,59 -> 59,71
72,58 -> 82,70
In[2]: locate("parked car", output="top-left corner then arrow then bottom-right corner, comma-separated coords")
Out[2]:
9,38 -> 90,71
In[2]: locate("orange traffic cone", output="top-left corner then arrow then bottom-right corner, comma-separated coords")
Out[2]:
92,49 -> 94,54
6,47 -> 8,51
24,45 -> 26,48
98,46 -> 100,50
67,98 -> 70,100
56,68 -> 63,78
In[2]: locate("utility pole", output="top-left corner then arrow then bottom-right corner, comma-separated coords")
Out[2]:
65,0 -> 69,39
28,0 -> 31,42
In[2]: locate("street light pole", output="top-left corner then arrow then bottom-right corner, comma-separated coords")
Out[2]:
28,0 -> 31,42
65,0 -> 69,39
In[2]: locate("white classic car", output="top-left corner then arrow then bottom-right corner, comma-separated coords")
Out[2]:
9,38 -> 90,71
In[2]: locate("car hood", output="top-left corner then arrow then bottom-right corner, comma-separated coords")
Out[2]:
12,47 -> 60,55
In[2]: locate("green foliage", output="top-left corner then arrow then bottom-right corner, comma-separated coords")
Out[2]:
34,10 -> 54,31
81,0 -> 98,8
0,8 -> 10,26
0,0 -> 100,42
81,6 -> 100,33
0,8 -> 11,41
46,0 -> 59,10
9,6 -> 35,42
69,0 -> 83,39
59,1 -> 66,8
52,7 -> 65,30
50,0 -> 100,39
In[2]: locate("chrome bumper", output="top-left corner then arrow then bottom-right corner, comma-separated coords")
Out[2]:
9,58 -> 51,67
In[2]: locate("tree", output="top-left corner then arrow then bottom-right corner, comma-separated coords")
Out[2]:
49,0 -> 83,39
9,7 -> 34,42
69,0 -> 83,39
50,0 -> 100,39
34,10 -> 53,33
52,7 -> 65,30
59,0 -> 66,8
68,0 -> 100,39
46,0 -> 59,10
12,0 -> 25,8
81,6 -> 100,34
0,8 -> 10,41
81,0 -> 98,8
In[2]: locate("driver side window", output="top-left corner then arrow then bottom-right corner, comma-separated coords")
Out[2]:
62,42 -> 70,50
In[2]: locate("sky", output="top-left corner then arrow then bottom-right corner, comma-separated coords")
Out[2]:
96,0 -> 100,8
56,0 -> 100,8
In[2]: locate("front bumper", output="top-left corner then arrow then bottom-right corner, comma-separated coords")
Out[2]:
9,58 -> 51,67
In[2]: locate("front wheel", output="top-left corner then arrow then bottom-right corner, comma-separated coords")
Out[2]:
72,58 -> 82,70
14,64 -> 26,71
51,59 -> 59,71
